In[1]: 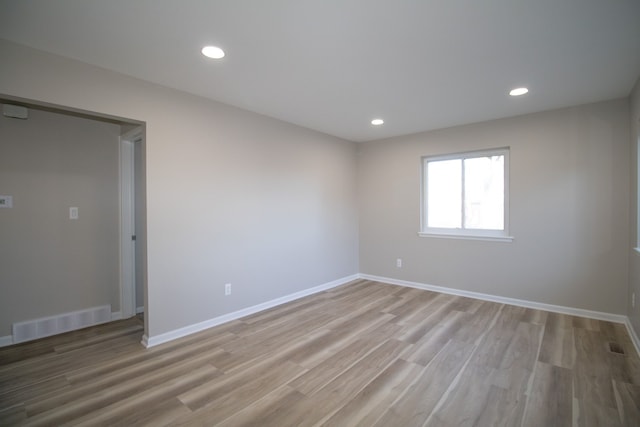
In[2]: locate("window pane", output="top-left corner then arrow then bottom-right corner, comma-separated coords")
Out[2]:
427,159 -> 461,228
464,155 -> 504,230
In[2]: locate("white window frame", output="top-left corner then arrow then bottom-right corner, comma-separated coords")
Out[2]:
419,147 -> 513,242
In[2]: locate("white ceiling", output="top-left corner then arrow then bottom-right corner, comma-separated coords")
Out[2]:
1,0 -> 639,142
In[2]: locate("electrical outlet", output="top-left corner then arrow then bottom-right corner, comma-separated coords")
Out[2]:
225,283 -> 231,296
0,195 -> 12,208
396,258 -> 402,268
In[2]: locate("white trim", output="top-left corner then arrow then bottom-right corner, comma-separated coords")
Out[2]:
142,274 -> 359,348
418,232 -> 514,242
111,311 -> 122,321
119,136 -> 136,319
359,274 -> 627,324
625,318 -> 640,357
0,335 -> 13,347
136,306 -> 144,314
637,135 -> 640,249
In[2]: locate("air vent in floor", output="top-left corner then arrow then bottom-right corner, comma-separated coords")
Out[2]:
608,342 -> 625,355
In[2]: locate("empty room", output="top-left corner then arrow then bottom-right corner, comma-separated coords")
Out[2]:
1,1 -> 640,425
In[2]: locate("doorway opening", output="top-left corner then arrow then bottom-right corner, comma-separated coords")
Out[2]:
120,128 -> 145,321
0,94 -> 147,346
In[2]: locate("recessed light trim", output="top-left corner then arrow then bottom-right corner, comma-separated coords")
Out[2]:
201,46 -> 225,59
371,119 -> 384,126
509,87 -> 529,96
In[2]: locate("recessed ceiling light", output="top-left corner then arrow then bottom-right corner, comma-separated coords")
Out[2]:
371,119 -> 384,126
201,46 -> 225,59
509,87 -> 529,96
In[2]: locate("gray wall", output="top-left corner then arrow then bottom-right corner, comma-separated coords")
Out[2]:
0,39 -> 359,339
0,106 -> 121,335
1,37 -> 635,343
629,77 -> 640,337
358,99 -> 630,314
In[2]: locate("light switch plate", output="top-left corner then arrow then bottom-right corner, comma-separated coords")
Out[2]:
0,195 -> 13,208
69,207 -> 79,219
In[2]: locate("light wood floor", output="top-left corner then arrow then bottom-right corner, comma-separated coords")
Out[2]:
1,280 -> 639,426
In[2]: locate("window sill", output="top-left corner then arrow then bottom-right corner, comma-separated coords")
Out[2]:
418,232 -> 514,242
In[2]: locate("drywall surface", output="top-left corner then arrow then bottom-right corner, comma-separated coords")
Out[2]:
358,99 -> 630,314
0,39 -> 359,338
0,107 -> 120,336
629,76 -> 640,336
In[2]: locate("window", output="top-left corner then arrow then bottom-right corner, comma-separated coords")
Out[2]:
420,148 -> 511,241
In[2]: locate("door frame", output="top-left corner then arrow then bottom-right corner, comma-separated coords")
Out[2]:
120,128 -> 141,319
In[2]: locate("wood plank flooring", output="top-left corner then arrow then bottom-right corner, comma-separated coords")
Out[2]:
1,280 -> 639,426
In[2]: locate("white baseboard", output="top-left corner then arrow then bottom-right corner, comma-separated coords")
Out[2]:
625,318 -> 640,357
142,274 -> 359,348
112,309 -> 144,319
3,272 -> 634,357
359,274 -> 628,324
361,274 -> 640,358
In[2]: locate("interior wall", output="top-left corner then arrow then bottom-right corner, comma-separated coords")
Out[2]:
629,76 -> 640,336
4,36 -> 632,345
0,39 -> 359,339
0,105 -> 121,336
358,99 -> 630,314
